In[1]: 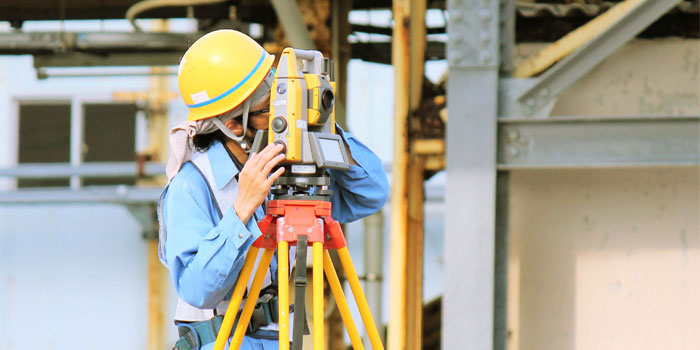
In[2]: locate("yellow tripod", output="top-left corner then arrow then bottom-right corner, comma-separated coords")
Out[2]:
213,199 -> 384,350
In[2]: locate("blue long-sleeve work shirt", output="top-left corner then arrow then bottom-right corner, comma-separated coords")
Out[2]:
162,128 -> 389,309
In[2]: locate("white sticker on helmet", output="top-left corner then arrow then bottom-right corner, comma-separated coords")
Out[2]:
191,91 -> 210,104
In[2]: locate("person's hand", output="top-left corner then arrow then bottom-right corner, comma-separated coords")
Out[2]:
233,143 -> 285,224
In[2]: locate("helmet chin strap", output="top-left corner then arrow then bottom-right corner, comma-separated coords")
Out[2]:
212,97 -> 251,142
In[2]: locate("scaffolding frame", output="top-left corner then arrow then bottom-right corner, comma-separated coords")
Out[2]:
444,0 -> 698,349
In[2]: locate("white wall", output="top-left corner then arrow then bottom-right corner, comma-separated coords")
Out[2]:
0,204 -> 173,348
507,39 -> 700,350
0,23 -> 184,347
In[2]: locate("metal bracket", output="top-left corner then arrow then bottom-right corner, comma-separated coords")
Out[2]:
499,78 -> 555,118
447,0 -> 500,68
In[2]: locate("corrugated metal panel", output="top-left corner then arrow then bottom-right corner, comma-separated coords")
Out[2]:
517,1 -> 698,18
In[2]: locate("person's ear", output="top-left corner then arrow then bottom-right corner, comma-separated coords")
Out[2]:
224,118 -> 244,137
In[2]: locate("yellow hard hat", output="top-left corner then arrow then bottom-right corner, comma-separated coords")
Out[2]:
178,29 -> 275,121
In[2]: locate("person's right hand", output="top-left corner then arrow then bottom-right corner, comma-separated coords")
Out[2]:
233,143 -> 285,224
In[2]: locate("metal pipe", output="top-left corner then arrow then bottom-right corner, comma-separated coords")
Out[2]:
126,0 -> 226,32
0,162 -> 165,178
0,187 -> 162,204
389,0 -> 427,349
269,0 -> 316,50
38,68 -> 177,79
388,0 -> 410,347
364,211 -> 385,344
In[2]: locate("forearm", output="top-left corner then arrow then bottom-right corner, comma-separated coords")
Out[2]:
165,186 -> 262,308
329,128 -> 390,223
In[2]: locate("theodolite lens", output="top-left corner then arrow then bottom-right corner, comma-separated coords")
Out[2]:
321,89 -> 334,111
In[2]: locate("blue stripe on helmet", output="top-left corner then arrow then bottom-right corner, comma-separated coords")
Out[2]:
186,51 -> 267,108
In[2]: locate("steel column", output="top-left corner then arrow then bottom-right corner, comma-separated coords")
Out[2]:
445,1 -> 500,350
331,0 -> 352,130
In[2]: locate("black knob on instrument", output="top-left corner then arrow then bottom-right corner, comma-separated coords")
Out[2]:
271,116 -> 287,133
273,140 -> 287,155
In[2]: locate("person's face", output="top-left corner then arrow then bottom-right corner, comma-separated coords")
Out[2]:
223,94 -> 270,142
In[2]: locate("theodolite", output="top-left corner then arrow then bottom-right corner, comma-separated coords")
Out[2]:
251,47 -> 350,199
214,48 -> 384,350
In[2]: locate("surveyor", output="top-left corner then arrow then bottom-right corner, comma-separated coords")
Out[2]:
157,29 -> 389,350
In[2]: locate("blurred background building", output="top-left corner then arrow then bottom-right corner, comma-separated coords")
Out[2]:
0,1 -> 698,349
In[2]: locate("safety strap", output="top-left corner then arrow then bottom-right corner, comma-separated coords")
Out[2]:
293,235 -> 311,349
173,296 -> 281,350
189,161 -> 223,220
174,315 -> 225,350
188,153 -> 277,317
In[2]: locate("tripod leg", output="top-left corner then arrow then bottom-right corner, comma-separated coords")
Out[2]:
278,241 -> 290,350
292,235 -> 308,350
338,247 -> 384,350
323,250 -> 364,349
213,246 -> 261,350
312,242 -> 324,350
231,249 -> 275,349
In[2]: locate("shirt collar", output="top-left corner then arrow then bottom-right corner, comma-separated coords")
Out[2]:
207,140 -> 240,189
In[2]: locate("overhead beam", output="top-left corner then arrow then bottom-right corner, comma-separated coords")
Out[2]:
0,31 -> 446,67
34,52 -> 183,68
498,116 -> 700,169
0,31 -> 197,55
0,162 -> 165,179
351,41 -> 445,64
0,4 -> 231,23
516,0 -> 682,116
352,24 -> 445,36
0,187 -> 162,204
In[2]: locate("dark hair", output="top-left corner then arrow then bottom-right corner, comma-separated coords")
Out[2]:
193,130 -> 227,152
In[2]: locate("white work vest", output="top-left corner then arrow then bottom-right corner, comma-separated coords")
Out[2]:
161,150 -> 296,323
